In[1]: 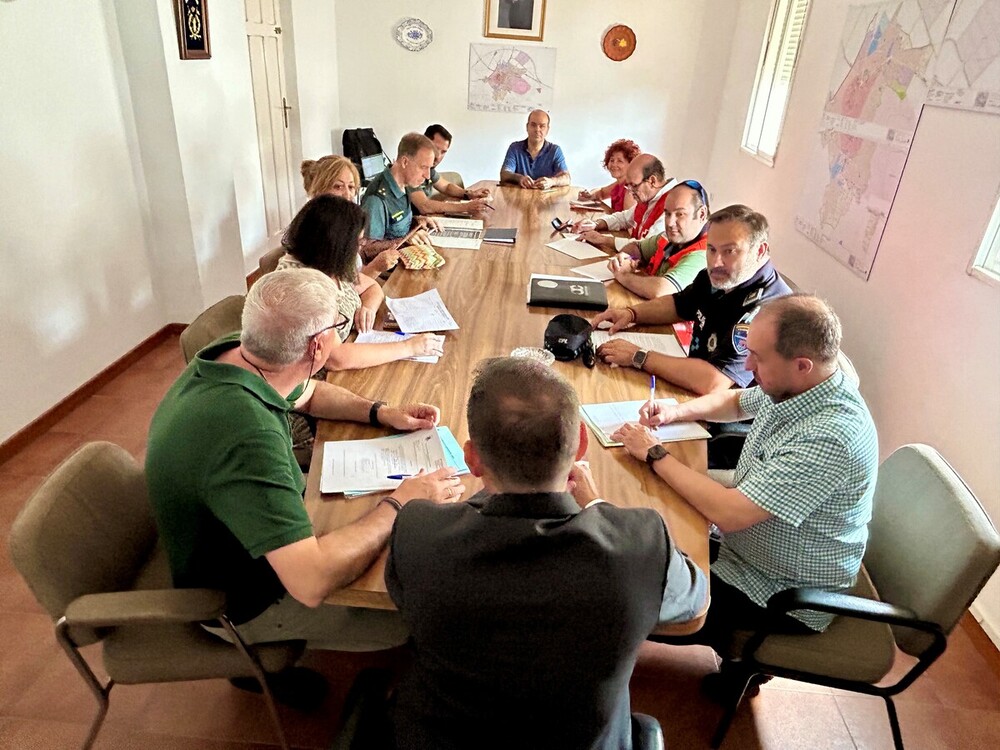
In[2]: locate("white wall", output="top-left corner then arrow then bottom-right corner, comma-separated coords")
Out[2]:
330,0 -> 736,189
705,0 -> 1000,640
0,0 -> 163,443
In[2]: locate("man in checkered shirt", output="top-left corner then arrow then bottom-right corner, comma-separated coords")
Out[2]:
613,294 -> 878,671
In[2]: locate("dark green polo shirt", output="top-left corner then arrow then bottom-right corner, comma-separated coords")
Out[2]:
146,333 -> 312,624
362,166 -> 414,239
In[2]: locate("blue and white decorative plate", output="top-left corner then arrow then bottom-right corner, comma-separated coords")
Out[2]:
394,18 -> 433,52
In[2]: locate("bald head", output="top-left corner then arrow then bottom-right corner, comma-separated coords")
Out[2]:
626,153 -> 666,186
526,109 -> 551,145
757,294 -> 842,367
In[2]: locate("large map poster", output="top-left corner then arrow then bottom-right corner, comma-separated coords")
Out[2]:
468,43 -> 556,114
796,0 -> 1000,279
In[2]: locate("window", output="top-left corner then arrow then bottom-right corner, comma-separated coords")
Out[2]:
742,0 -> 811,165
970,195 -> 1000,286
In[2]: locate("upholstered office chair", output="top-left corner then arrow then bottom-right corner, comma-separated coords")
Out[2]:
179,294 -> 246,363
711,444 -> 1000,749
8,442 -> 304,750
434,170 -> 465,196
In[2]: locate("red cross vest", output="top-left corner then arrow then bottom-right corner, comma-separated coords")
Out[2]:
630,191 -> 671,240
645,232 -> 709,277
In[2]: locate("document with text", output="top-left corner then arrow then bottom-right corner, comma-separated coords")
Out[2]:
591,330 -> 687,359
581,400 -> 711,448
385,289 -> 459,333
353,330 -> 444,363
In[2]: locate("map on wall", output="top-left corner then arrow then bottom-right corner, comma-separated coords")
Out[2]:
468,43 -> 556,113
795,0 -> 1000,279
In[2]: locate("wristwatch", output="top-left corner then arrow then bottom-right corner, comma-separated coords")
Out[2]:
369,401 -> 386,427
631,349 -> 649,370
645,444 -> 668,467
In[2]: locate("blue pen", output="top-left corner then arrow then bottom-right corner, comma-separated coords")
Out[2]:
387,474 -> 413,480
649,375 -> 656,406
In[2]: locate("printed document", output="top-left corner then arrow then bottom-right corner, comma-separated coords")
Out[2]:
385,289 -> 459,333
429,217 -> 485,250
353,330 -> 444,363
591,330 -> 686,359
580,400 -> 711,448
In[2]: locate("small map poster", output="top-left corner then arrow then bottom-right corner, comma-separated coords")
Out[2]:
468,43 -> 556,113
795,0 -> 1000,280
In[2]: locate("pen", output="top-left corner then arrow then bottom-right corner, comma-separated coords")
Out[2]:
483,203 -> 496,211
649,375 -> 656,406
387,474 -> 413,480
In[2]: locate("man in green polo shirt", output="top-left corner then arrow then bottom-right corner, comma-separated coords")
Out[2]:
361,132 -> 440,241
612,294 -> 878,694
146,268 -> 463,652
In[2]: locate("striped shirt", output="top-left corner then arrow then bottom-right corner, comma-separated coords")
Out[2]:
713,370 -> 879,631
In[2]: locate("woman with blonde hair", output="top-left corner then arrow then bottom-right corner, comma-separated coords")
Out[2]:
577,139 -> 641,213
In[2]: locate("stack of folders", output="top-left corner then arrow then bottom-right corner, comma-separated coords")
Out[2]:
320,426 -> 470,496
580,400 -> 711,448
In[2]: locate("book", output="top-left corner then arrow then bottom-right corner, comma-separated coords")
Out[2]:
428,217 -> 485,250
527,274 -> 609,311
483,227 -> 517,244
580,400 -> 711,448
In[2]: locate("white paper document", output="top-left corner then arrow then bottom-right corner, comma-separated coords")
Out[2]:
321,429 -> 448,495
340,427 -> 470,497
545,237 -> 608,260
353,330 -> 444,363
428,217 -> 485,250
591,331 -> 687,359
580,400 -> 711,448
571,259 -> 615,282
385,289 -> 459,333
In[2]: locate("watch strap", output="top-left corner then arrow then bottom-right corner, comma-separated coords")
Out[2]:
369,401 -> 387,427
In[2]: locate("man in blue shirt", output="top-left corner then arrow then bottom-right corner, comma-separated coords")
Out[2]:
500,109 -> 571,189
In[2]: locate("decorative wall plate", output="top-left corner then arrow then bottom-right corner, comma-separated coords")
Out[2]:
394,17 -> 433,52
602,24 -> 636,62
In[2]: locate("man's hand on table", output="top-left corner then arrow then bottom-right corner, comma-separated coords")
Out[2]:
579,230 -> 614,249
409,229 -> 433,247
378,403 -> 440,431
611,423 -> 662,462
393,467 -> 465,505
596,337 -> 639,367
465,197 -> 492,213
591,307 -> 635,334
568,461 -> 601,509
467,186 -> 492,199
534,176 -> 554,190
518,175 -> 536,189
608,252 -> 637,276
414,215 -> 440,232
570,219 -> 597,234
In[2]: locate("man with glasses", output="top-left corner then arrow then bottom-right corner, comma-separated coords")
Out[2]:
607,180 -> 711,299
572,153 -> 676,253
147,269 -> 463,663
592,205 -> 791,400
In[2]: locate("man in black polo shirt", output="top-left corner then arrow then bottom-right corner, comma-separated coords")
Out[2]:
592,204 -> 791,396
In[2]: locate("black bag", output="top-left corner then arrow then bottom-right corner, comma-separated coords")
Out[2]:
342,128 -> 388,178
544,314 -> 596,368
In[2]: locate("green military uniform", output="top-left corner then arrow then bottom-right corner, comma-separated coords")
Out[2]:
362,167 -> 414,239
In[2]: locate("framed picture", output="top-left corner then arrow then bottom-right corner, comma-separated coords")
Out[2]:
173,0 -> 211,60
483,0 -> 546,42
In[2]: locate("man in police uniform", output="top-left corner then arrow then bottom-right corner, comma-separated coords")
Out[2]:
361,132 -> 440,241
591,204 -> 791,397
407,124 -> 493,216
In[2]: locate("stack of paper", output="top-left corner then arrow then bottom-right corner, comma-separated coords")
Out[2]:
571,258 -> 615,282
321,426 -> 470,495
591,331 -> 687,359
385,289 -> 459,333
428,217 -> 485,250
546,237 -> 607,260
353,330 -> 445,363
580,400 -> 711,448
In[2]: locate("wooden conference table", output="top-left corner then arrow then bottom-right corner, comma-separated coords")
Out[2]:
304,182 -> 710,635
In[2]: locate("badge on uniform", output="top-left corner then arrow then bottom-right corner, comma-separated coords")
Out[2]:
743,288 -> 763,307
732,308 -> 759,355
707,333 -> 718,353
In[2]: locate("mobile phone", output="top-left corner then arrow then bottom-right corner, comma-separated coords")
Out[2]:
551,217 -> 570,232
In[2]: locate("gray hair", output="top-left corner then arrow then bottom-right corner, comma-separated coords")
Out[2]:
241,268 -> 339,366
759,294 -> 842,366
708,204 -> 769,248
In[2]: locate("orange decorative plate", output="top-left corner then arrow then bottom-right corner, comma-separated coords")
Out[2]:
602,24 -> 636,62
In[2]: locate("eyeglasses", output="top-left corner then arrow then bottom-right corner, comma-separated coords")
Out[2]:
625,177 -> 647,196
310,313 -> 351,342
679,179 -> 710,212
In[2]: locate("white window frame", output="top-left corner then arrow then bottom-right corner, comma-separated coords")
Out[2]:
969,193 -> 1000,287
742,0 -> 812,166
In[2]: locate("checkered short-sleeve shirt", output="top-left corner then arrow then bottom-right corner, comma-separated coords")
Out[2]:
713,371 -> 879,631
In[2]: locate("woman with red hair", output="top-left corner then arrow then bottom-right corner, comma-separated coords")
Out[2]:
578,139 -> 641,212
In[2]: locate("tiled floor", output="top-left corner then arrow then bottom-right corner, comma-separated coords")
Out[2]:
1,334 -> 998,748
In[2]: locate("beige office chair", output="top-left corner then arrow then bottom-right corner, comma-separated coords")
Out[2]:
8,442 -> 304,750
711,444 -> 1000,749
433,170 -> 465,197
179,295 -> 246,363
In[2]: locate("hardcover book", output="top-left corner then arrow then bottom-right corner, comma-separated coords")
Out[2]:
527,274 -> 609,311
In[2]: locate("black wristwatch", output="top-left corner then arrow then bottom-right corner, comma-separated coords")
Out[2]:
369,401 -> 386,427
645,444 -> 668,467
462,190 -> 471,200
632,349 -> 649,370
